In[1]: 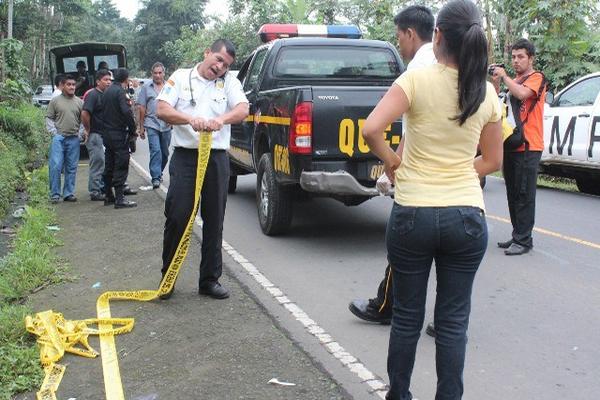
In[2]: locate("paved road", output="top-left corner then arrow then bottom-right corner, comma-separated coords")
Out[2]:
132,144 -> 600,400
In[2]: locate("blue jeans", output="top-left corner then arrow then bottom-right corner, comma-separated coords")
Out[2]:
385,204 -> 488,400
146,127 -> 171,181
48,134 -> 80,199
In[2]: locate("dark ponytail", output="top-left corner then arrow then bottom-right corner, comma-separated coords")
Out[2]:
437,0 -> 488,125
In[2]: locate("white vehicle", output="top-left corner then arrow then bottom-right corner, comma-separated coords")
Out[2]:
541,72 -> 600,195
32,85 -> 53,108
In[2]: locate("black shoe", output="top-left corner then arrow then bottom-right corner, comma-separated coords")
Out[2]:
348,299 -> 391,324
152,180 -> 160,189
158,271 -> 176,300
114,199 -> 137,209
123,186 -> 137,195
504,243 -> 530,255
199,282 -> 229,299
50,196 -> 60,204
63,195 -> 77,202
90,193 -> 106,201
425,322 -> 436,338
497,239 -> 513,249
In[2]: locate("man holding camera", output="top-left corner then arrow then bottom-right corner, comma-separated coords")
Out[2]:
491,38 -> 547,256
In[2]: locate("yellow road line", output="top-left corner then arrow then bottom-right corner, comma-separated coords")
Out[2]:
486,214 -> 600,250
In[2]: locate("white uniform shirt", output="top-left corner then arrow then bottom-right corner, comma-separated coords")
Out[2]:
157,63 -> 248,149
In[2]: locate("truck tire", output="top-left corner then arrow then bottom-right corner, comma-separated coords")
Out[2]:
256,153 -> 293,235
576,178 -> 600,196
228,176 -> 237,194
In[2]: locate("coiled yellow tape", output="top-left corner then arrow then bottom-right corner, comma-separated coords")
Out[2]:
26,132 -> 212,400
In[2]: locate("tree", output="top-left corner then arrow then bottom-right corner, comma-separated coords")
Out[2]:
133,0 -> 207,73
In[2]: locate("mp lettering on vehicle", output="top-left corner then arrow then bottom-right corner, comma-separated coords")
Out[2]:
273,144 -> 290,174
589,116 -> 600,158
549,116 -> 576,156
338,118 -> 399,157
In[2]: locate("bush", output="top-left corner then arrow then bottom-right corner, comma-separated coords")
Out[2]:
0,103 -> 47,217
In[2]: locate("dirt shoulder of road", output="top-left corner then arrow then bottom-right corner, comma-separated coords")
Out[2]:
18,163 -> 348,400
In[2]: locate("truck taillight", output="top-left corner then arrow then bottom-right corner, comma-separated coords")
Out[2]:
289,102 -> 313,154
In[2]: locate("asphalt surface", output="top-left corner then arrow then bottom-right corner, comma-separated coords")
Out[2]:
19,163 -> 349,400
130,140 -> 600,400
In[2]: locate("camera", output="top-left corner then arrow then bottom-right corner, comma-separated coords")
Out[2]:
488,63 -> 505,76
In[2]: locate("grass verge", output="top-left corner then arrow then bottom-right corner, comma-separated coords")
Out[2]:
0,166 -> 66,400
490,171 -> 578,192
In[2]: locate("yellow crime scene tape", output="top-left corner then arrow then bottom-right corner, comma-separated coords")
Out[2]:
26,132 -> 213,400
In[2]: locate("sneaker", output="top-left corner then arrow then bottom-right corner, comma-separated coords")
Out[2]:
50,196 -> 60,204
152,180 -> 160,189
348,298 -> 392,324
63,195 -> 77,202
90,193 -> 106,201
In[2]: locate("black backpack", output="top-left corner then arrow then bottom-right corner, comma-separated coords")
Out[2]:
504,71 -> 548,151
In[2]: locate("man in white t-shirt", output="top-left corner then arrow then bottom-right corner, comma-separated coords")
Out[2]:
349,5 -> 437,328
156,39 -> 249,300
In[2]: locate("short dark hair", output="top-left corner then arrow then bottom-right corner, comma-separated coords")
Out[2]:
54,73 -> 66,86
76,60 -> 86,69
113,68 -> 129,83
511,38 -> 536,57
96,69 -> 111,81
210,39 -> 236,59
64,74 -> 76,82
393,5 -> 434,42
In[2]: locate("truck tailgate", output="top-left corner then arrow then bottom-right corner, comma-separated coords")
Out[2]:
310,86 -> 402,161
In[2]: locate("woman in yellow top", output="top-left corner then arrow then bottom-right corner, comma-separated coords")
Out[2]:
362,1 -> 503,399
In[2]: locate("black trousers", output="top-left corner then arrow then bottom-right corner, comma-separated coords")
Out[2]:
503,150 -> 542,248
162,147 -> 229,287
102,130 -> 130,189
374,264 -> 393,316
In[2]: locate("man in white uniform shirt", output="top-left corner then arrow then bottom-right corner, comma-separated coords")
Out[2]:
349,6 -> 438,330
156,39 -> 249,300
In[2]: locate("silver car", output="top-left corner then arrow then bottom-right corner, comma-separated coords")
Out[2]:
32,85 -> 54,107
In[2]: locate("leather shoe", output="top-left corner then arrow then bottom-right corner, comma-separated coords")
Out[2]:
114,199 -> 137,209
504,243 -> 530,255
348,299 -> 391,324
199,282 -> 229,299
425,322 -> 436,338
497,239 -> 513,249
158,272 -> 175,300
123,186 -> 137,196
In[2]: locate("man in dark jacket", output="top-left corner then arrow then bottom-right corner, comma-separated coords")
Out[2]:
102,68 -> 137,209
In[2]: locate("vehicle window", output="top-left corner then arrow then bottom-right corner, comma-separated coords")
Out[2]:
557,76 -> 600,107
244,49 -> 268,91
35,86 -> 44,95
274,46 -> 401,78
63,57 -> 88,73
94,55 -> 118,70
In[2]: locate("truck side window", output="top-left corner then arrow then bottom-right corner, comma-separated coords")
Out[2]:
244,49 -> 268,92
556,77 -> 600,107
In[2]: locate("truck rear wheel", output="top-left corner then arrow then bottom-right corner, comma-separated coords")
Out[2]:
256,153 -> 293,235
576,177 -> 600,196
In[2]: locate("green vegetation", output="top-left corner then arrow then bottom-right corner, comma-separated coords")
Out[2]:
491,171 -> 578,192
0,167 -> 65,400
0,103 -> 47,217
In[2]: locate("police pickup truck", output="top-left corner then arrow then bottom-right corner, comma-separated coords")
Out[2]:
542,72 -> 600,195
228,24 -> 404,235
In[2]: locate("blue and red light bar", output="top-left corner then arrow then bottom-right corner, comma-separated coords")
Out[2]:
258,24 -> 362,43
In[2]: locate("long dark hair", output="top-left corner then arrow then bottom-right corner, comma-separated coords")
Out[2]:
436,0 -> 488,125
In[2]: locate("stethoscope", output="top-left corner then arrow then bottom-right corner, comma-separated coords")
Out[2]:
188,67 -> 227,107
